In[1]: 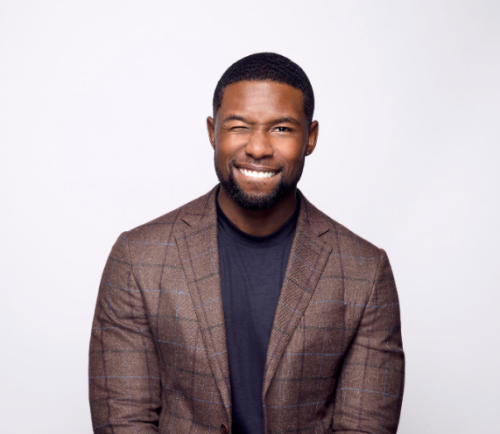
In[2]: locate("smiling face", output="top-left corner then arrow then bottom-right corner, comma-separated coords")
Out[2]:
207,80 -> 318,211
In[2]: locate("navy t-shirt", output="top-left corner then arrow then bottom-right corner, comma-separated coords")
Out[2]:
216,195 -> 299,434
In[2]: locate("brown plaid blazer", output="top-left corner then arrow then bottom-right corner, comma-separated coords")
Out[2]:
89,185 -> 405,434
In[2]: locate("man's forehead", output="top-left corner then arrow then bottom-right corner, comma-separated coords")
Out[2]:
218,80 -> 305,118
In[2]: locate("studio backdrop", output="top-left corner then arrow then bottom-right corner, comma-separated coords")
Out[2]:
1,1 -> 499,433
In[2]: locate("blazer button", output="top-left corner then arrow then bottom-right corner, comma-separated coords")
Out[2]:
220,423 -> 229,434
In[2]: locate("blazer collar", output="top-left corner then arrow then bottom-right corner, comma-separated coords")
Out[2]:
175,185 -> 333,416
179,184 -> 332,237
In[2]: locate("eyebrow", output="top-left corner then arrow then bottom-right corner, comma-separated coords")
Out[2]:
222,114 -> 253,124
222,114 -> 300,126
272,116 -> 300,126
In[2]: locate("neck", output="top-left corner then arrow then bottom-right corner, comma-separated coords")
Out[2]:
217,187 -> 298,236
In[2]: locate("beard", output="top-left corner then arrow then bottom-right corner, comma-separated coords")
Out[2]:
215,158 -> 304,211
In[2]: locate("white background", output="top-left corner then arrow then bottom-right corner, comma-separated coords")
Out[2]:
1,1 -> 499,432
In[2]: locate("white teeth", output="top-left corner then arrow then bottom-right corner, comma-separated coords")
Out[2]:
239,168 -> 276,178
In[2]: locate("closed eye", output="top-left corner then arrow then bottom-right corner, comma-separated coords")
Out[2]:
230,125 -> 249,131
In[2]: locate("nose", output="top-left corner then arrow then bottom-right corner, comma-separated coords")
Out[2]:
245,130 -> 273,160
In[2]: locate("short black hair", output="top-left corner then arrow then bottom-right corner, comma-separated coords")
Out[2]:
212,52 -> 315,124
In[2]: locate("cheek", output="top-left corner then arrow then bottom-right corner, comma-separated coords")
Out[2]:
279,145 -> 306,169
214,146 -> 234,174
215,138 -> 242,163
214,142 -> 228,160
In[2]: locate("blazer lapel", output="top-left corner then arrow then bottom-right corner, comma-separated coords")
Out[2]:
175,186 -> 333,415
262,192 -> 333,398
175,187 -> 232,419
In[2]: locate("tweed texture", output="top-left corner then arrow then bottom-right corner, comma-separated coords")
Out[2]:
89,185 -> 405,433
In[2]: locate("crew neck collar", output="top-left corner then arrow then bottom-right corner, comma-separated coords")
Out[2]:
216,192 -> 300,248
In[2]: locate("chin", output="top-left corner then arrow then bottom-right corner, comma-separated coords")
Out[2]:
217,168 -> 291,211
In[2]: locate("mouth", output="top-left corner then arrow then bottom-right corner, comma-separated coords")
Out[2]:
234,163 -> 280,180
237,167 -> 278,179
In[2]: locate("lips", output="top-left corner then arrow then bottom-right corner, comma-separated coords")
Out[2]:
238,168 -> 277,179
234,162 -> 280,180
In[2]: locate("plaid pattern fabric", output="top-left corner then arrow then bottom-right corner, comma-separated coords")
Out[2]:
89,185 -> 405,433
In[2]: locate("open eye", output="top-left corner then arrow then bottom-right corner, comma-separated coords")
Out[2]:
274,126 -> 292,133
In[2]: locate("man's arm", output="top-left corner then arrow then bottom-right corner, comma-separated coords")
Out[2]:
332,249 -> 405,433
89,232 -> 162,433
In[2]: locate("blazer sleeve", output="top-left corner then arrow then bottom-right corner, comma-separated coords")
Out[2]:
332,249 -> 405,433
89,232 -> 162,433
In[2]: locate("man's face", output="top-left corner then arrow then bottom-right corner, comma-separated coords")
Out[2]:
207,80 -> 318,210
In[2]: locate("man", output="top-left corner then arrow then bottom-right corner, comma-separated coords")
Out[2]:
89,52 -> 405,434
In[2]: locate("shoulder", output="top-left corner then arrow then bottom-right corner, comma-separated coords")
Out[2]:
303,194 -> 383,262
122,187 -> 217,244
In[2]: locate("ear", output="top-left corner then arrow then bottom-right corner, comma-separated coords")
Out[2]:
207,116 -> 215,150
305,120 -> 319,156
